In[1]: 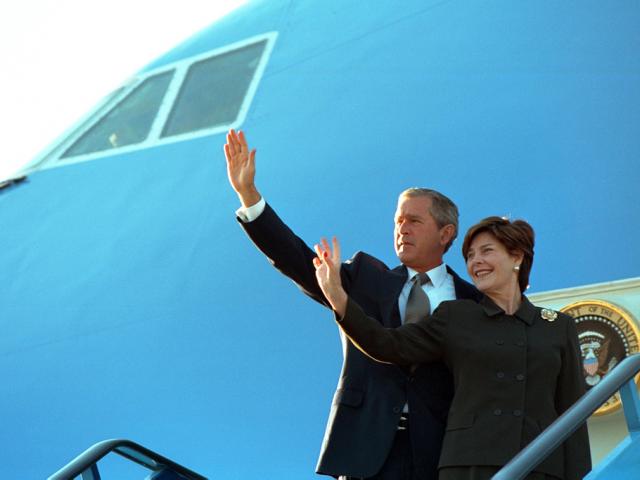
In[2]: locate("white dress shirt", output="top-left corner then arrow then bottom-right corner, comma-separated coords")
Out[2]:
399,264 -> 456,322
236,197 -> 266,223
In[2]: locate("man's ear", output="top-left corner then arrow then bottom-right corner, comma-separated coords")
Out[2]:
440,224 -> 455,247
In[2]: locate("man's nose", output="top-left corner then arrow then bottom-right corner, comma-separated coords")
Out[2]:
398,220 -> 410,234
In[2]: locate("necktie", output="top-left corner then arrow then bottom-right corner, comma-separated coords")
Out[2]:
404,272 -> 431,324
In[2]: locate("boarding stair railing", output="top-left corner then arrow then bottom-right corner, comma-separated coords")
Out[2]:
47,438 -> 207,480
493,353 -> 640,480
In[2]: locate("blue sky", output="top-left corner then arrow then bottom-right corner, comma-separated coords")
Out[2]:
0,0 -> 245,180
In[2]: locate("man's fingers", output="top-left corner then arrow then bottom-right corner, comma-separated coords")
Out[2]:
238,130 -> 248,150
230,129 -> 242,151
226,129 -> 255,165
226,133 -> 236,156
236,131 -> 248,157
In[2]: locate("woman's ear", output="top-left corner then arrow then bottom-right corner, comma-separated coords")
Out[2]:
511,249 -> 524,267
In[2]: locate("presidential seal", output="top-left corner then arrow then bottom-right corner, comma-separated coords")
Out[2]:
561,300 -> 640,415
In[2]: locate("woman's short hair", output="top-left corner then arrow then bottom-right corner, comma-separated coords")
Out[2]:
461,216 -> 535,292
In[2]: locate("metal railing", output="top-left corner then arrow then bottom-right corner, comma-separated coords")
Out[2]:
47,355 -> 640,479
493,353 -> 640,480
47,438 -> 208,480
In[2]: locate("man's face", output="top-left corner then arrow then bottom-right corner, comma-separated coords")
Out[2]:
394,195 -> 447,271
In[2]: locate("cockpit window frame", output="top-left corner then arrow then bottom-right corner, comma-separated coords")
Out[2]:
29,31 -> 277,172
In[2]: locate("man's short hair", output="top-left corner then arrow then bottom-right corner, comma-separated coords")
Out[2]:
399,188 -> 459,253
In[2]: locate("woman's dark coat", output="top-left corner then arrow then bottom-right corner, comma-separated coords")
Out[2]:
338,295 -> 592,479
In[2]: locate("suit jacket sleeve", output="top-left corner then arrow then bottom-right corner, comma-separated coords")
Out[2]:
555,314 -> 592,479
338,296 -> 447,365
239,203 -> 356,308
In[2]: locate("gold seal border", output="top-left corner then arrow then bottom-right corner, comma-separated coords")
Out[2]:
560,299 -> 640,416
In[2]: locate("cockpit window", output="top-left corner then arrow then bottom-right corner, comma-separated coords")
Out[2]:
32,32 -> 276,170
60,72 -> 174,158
161,40 -> 267,137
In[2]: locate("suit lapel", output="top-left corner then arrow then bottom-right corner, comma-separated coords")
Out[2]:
379,265 -> 407,328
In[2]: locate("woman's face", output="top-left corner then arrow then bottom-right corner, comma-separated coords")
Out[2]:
466,231 -> 523,296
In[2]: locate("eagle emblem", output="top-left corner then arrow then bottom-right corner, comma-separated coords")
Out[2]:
580,331 -> 617,386
560,300 -> 639,415
541,309 -> 557,322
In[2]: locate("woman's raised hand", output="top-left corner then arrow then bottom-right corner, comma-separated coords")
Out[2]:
314,237 -> 348,317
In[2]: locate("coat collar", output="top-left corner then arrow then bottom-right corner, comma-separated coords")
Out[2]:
406,263 -> 449,288
480,295 -> 537,325
386,264 -> 409,291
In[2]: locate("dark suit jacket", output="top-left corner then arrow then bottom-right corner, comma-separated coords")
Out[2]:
338,295 -> 592,479
240,203 -> 482,478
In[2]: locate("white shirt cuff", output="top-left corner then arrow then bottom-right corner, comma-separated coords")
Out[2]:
236,197 -> 266,223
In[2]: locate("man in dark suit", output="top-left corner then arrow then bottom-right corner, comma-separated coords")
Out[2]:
224,129 -> 481,480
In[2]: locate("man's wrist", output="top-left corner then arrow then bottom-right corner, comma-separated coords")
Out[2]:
237,187 -> 261,208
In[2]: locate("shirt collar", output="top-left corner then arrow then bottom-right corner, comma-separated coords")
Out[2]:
480,295 -> 537,325
406,263 -> 448,288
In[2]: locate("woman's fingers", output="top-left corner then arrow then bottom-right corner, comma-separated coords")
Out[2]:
321,237 -> 331,255
315,237 -> 341,269
331,236 -> 341,263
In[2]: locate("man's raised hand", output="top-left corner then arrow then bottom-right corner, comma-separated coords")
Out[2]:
224,129 -> 260,207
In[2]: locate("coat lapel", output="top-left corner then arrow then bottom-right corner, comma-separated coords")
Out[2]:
379,265 -> 408,328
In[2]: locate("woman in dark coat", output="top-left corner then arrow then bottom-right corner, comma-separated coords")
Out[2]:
313,216 -> 591,480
